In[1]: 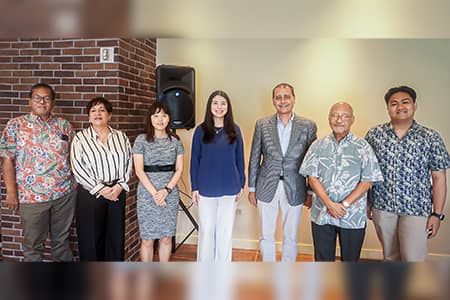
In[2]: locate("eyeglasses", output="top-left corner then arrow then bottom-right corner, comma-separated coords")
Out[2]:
31,94 -> 53,103
329,113 -> 353,121
274,95 -> 292,101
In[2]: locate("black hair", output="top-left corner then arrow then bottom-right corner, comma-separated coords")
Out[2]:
86,97 -> 113,114
146,101 -> 179,143
384,86 -> 417,104
201,90 -> 237,144
29,83 -> 56,100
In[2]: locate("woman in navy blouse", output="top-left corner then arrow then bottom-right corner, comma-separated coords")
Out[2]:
190,90 -> 245,262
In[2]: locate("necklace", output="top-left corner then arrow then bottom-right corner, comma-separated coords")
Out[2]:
215,127 -> 224,135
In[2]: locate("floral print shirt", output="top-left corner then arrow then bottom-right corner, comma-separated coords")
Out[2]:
300,132 -> 383,229
0,112 -> 76,204
365,121 -> 450,216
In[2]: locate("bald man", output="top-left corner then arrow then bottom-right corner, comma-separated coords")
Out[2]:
300,102 -> 383,261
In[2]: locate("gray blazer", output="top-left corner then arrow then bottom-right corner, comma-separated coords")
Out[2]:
248,114 -> 317,206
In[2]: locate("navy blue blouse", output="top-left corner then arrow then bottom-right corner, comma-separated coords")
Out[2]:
190,124 -> 245,197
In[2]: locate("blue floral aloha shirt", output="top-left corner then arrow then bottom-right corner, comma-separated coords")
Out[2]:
365,121 -> 450,217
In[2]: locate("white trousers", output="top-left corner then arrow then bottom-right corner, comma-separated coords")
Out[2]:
258,181 -> 302,262
197,194 -> 237,262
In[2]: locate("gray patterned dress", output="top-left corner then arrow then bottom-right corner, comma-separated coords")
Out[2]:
132,134 -> 184,240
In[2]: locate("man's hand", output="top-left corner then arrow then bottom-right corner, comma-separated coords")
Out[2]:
366,203 -> 373,220
248,192 -> 257,207
326,202 -> 346,218
5,192 -> 19,211
426,216 -> 441,239
304,194 -> 313,209
1,158 -> 19,211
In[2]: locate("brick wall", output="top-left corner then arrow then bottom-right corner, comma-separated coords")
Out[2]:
0,38 -> 156,261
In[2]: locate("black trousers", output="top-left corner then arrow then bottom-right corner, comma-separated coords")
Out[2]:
311,222 -> 366,262
75,185 -> 125,261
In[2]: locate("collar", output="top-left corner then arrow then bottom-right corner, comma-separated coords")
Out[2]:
387,120 -> 418,136
88,125 -> 114,139
276,112 -> 295,125
28,111 -> 55,124
330,131 -> 353,144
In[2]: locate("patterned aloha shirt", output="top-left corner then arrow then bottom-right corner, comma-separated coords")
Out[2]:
0,112 -> 76,204
365,121 -> 450,216
300,132 -> 383,229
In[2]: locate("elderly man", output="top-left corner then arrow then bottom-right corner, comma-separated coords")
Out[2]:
366,86 -> 449,261
0,83 -> 76,261
300,102 -> 383,261
248,83 -> 317,262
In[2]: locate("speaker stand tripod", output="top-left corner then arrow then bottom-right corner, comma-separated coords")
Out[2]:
172,194 -> 198,252
170,127 -> 199,253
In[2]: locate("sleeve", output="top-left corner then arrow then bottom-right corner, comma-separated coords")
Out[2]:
236,126 -> 246,188
364,129 -> 375,147
429,131 -> 450,171
248,120 -> 262,190
307,121 -> 318,148
117,132 -> 132,192
0,119 -> 18,159
62,119 -> 75,143
70,132 -> 105,195
132,134 -> 145,155
360,141 -> 384,183
299,141 -> 319,178
176,138 -> 185,155
190,127 -> 202,191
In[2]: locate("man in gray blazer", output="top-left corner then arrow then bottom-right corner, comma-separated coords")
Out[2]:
248,83 -> 317,261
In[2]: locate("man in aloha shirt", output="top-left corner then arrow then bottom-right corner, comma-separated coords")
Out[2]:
300,102 -> 383,261
0,83 -> 76,261
365,85 -> 449,261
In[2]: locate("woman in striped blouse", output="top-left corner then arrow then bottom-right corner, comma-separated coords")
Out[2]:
70,97 -> 132,261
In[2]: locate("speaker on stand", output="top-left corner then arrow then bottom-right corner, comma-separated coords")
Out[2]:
156,65 -> 195,130
156,65 -> 198,253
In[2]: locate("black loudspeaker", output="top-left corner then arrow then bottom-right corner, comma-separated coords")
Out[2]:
156,65 -> 195,129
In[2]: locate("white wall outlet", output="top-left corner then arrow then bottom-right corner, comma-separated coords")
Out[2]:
100,47 -> 115,63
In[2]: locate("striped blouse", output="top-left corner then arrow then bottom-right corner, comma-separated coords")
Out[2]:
70,126 -> 132,195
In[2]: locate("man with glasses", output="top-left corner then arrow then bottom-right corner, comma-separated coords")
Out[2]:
300,102 -> 383,261
0,83 -> 76,261
248,83 -> 317,261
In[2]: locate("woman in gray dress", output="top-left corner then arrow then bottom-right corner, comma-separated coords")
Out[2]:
132,102 -> 184,262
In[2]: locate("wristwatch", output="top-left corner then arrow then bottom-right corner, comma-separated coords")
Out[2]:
342,200 -> 350,208
430,212 -> 445,221
164,186 -> 173,194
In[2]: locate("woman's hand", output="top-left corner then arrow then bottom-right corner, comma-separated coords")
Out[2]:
110,184 -> 123,201
192,191 -> 199,205
98,186 -> 114,200
98,185 -> 123,201
153,189 -> 168,207
235,189 -> 244,202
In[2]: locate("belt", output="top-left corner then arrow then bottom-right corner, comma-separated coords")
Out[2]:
144,164 -> 175,172
102,179 -> 118,187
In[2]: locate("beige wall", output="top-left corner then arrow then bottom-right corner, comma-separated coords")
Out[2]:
157,39 -> 450,259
